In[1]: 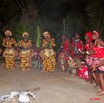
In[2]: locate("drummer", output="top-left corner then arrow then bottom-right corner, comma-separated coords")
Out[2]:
40,31 -> 56,72
2,30 -> 18,70
19,32 -> 33,71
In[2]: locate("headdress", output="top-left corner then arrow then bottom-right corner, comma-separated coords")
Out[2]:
93,30 -> 99,36
4,30 -> 12,36
43,31 -> 50,38
22,32 -> 29,37
85,32 -> 92,41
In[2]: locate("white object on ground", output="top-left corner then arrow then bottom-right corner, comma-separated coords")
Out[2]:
0,91 -> 36,103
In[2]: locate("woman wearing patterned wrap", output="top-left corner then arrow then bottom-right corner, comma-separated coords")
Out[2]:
40,31 -> 56,72
2,30 -> 18,70
19,32 -> 33,71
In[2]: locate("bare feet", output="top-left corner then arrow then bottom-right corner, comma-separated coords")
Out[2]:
97,91 -> 104,96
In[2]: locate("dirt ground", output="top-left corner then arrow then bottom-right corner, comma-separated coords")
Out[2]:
0,63 -> 104,103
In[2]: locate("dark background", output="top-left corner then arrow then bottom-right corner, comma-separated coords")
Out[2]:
0,0 -> 104,48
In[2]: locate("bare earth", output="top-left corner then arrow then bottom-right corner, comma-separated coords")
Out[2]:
0,63 -> 104,103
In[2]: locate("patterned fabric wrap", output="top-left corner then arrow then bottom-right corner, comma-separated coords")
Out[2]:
92,58 -> 104,71
2,38 -> 17,48
78,65 -> 89,79
42,38 -> 56,72
42,55 -> 56,72
20,50 -> 33,70
3,49 -> 15,70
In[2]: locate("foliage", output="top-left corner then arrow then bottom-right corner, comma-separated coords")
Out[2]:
2,0 -> 104,50
63,11 -> 86,38
85,0 -> 104,37
16,0 -> 45,24
36,25 -> 41,48
8,18 -> 28,43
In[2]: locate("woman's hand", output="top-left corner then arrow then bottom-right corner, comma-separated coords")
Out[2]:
92,65 -> 97,72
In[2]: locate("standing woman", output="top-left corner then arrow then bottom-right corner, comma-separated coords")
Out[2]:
90,30 -> 101,87
92,39 -> 104,95
2,30 -> 18,70
40,31 -> 56,72
19,32 -> 33,71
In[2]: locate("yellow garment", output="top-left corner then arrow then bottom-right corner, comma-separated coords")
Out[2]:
44,49 -> 54,57
19,40 -> 32,49
19,39 -> 33,71
42,55 -> 56,72
2,38 -> 17,48
3,49 -> 15,70
20,50 -> 33,71
41,38 -> 56,72
42,38 -> 56,49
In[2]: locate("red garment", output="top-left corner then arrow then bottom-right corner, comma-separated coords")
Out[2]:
77,40 -> 83,52
92,46 -> 104,58
78,65 -> 89,79
63,39 -> 69,51
85,32 -> 92,41
97,47 -> 104,58
85,40 -> 91,51
91,46 -> 99,58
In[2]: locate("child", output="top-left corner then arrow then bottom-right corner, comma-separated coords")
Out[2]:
32,45 -> 43,71
58,50 -> 68,71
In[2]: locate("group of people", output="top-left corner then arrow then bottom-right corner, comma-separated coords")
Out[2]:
58,31 -> 104,96
0,29 -> 104,95
0,30 -> 56,72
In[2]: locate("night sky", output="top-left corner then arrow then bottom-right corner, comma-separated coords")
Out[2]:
40,0 -> 88,20
0,0 -> 104,38
0,0 -> 89,22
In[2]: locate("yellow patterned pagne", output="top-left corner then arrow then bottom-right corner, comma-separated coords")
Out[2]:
19,40 -> 32,49
19,50 -> 33,71
19,40 -> 33,71
3,49 -> 15,70
42,38 -> 56,72
2,38 -> 17,48
42,38 -> 56,49
2,38 -> 17,70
